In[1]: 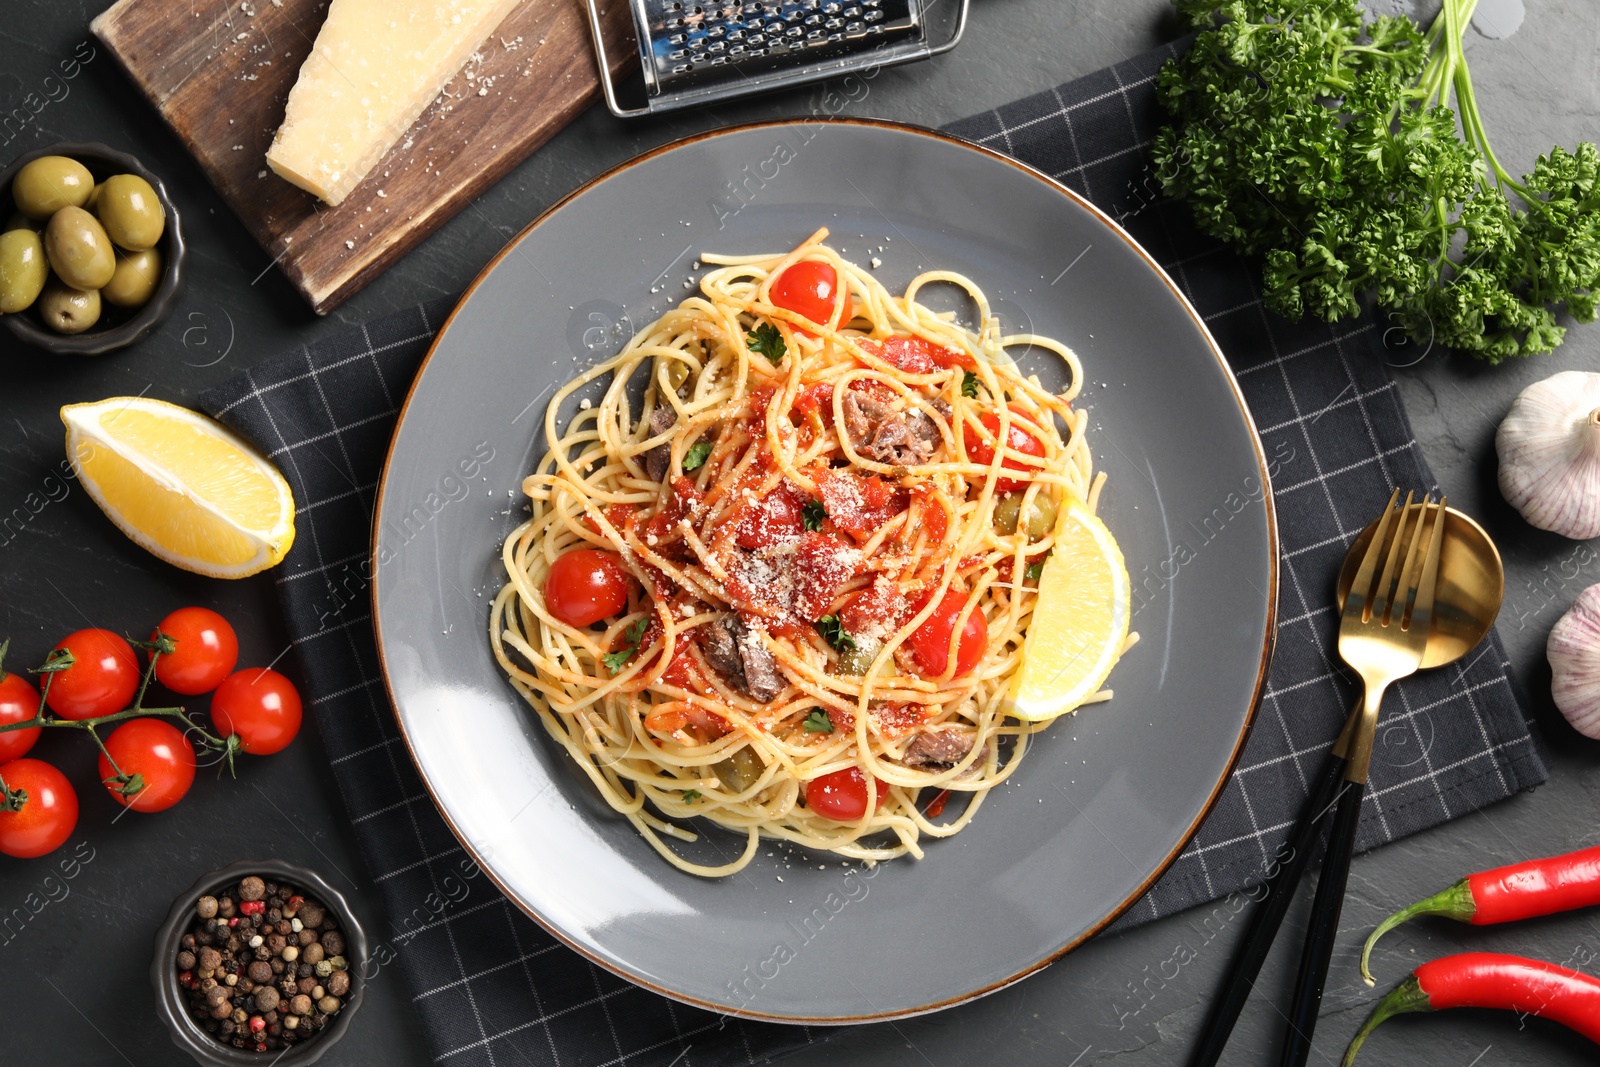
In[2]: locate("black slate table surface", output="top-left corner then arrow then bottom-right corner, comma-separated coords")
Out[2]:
3,2 -> 1599,1065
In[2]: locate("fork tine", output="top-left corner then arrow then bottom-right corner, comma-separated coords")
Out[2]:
1346,488 -> 1401,621
1405,497 -> 1448,633
1370,491 -> 1416,623
1388,496 -> 1431,625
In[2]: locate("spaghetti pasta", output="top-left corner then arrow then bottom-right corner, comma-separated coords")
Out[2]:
489,228 -> 1128,877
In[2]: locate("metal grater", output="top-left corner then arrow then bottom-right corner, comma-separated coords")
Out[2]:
584,0 -> 968,117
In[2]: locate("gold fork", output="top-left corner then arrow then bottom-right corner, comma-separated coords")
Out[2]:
1190,490 -> 1451,1067
1278,490 -> 1448,1067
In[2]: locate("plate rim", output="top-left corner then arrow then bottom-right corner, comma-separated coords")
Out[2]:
370,116 -> 1280,1024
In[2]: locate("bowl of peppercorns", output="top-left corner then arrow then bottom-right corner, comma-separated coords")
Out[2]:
151,859 -> 367,1065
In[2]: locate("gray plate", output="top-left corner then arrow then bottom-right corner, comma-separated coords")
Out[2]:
372,119 -> 1277,1024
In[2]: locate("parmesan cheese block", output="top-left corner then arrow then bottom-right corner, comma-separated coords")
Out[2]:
266,0 -> 523,206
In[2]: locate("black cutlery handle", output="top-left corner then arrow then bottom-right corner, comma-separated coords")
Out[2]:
1277,777 -> 1366,1067
1186,751 -> 1348,1067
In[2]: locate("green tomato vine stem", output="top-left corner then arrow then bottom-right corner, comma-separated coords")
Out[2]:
0,634 -> 240,812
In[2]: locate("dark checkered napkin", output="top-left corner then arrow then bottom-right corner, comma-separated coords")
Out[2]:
199,40 -> 1545,1067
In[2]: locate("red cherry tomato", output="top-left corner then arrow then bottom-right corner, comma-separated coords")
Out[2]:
0,758 -> 78,858
211,669 -> 303,756
734,486 -> 804,549
806,767 -> 892,823
97,718 -> 196,812
0,670 -> 41,763
151,607 -> 239,696
862,336 -> 970,373
45,628 -> 140,721
544,549 -> 632,627
963,407 -> 1048,493
909,590 -> 988,678
770,260 -> 853,335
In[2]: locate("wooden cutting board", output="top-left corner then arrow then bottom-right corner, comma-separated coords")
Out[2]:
92,0 -> 633,314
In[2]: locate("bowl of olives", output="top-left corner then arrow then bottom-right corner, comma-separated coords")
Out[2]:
0,142 -> 185,355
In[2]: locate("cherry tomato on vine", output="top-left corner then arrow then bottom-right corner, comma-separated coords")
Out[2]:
0,669 -> 41,763
0,758 -> 78,858
45,628 -> 140,721
963,406 -> 1048,493
544,549 -> 632,627
805,767 -> 892,823
151,607 -> 239,696
211,668 -> 302,756
770,260 -> 853,335
908,590 -> 988,679
98,718 -> 196,813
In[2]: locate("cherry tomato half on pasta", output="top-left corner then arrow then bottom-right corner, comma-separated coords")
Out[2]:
98,718 -> 196,812
770,260 -> 853,335
0,670 -> 41,763
151,607 -> 239,695
908,590 -> 988,679
211,668 -> 303,756
45,628 -> 140,721
544,549 -> 632,627
805,767 -> 892,823
0,758 -> 78,858
963,407 -> 1048,493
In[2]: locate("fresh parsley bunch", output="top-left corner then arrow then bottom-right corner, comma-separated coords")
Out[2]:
1152,0 -> 1600,362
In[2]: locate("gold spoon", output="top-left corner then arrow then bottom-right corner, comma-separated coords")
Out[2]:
1189,501 -> 1505,1067
1337,503 -> 1505,669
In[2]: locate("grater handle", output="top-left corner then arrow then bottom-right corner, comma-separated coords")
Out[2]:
929,0 -> 970,56
584,0 -> 653,118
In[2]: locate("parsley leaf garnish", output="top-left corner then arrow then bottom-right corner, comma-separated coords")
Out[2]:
802,499 -> 827,531
1025,551 -> 1051,583
803,709 -> 835,734
682,441 -> 712,472
681,789 -> 702,802
961,370 -> 980,398
601,617 -> 648,674
815,615 -> 856,652
747,322 -> 786,364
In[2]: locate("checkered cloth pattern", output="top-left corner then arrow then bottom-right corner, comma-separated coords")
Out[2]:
198,40 -> 1546,1067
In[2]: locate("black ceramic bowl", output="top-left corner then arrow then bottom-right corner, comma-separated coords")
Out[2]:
151,859 -> 367,1067
0,140 -> 186,355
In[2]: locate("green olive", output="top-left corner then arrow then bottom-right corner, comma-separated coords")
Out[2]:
102,247 -> 163,309
12,156 -> 95,219
0,229 -> 48,314
992,493 -> 1059,539
84,182 -> 104,213
44,206 -> 116,290
711,747 -> 766,793
36,280 -> 101,334
95,173 -> 165,252
837,634 -> 883,677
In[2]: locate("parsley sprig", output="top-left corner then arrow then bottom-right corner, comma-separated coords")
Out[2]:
682,441 -> 712,472
747,322 -> 786,364
602,618 -> 648,674
815,615 -> 856,652
801,499 -> 827,531
803,709 -> 834,734
1154,0 -> 1600,362
961,370 -> 980,398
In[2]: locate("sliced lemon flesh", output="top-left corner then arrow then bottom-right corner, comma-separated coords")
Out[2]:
1006,499 -> 1131,721
62,397 -> 295,579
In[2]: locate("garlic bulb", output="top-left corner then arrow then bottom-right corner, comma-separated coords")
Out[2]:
1549,583 -> 1600,739
1497,371 -> 1600,539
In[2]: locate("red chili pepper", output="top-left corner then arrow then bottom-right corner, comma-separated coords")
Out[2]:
1344,953 -> 1600,1066
1361,844 -> 1600,983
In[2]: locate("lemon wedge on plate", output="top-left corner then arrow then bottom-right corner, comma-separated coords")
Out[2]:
1006,499 -> 1131,721
61,397 -> 295,579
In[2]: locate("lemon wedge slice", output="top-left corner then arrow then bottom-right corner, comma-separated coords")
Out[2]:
62,397 -> 295,579
1006,499 -> 1131,721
